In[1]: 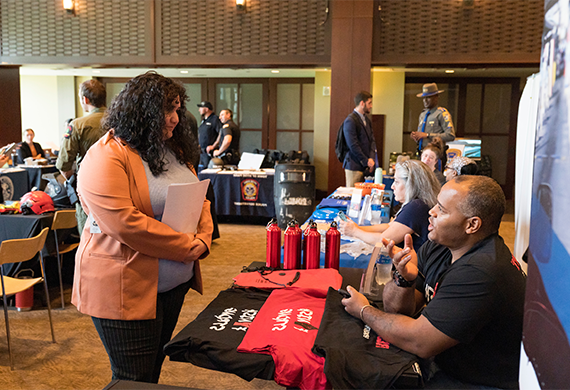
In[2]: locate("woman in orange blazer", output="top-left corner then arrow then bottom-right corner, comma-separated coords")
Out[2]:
72,72 -> 213,383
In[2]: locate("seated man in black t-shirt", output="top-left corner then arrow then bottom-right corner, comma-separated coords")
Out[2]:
207,108 -> 241,166
341,175 -> 526,389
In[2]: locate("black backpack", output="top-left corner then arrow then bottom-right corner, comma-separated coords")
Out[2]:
335,112 -> 359,163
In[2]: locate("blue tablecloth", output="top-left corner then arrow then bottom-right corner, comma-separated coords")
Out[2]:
303,184 -> 395,269
19,165 -> 58,192
0,168 -> 29,201
198,169 -> 275,218
322,241 -> 370,269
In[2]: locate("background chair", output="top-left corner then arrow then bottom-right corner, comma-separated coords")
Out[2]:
0,227 -> 56,370
51,209 -> 79,309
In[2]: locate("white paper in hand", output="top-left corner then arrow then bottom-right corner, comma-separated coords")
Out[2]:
162,179 -> 210,233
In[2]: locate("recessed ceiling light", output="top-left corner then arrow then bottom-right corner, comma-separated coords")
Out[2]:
271,70 -> 280,73
180,70 -> 189,74
445,69 -> 455,73
92,70 -> 100,73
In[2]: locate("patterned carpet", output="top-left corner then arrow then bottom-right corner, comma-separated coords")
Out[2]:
0,215 -> 516,389
0,223 -> 281,390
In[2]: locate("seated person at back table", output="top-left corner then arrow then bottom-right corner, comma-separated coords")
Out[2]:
342,175 -> 526,389
16,128 -> 45,164
444,156 -> 478,182
421,137 -> 446,186
339,159 -> 440,253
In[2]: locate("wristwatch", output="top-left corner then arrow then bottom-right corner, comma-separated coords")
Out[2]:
393,269 -> 416,288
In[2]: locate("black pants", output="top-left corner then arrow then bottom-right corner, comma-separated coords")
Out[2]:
92,278 -> 192,383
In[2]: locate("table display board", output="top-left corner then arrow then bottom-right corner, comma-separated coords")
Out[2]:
19,164 -> 58,191
198,169 -> 275,218
0,168 -> 29,201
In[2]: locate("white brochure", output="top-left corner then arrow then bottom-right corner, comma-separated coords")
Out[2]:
162,179 -> 210,233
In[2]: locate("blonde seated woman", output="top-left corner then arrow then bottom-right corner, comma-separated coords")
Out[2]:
420,137 -> 446,186
339,159 -> 440,253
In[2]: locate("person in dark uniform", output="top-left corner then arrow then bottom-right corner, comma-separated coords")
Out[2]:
411,83 -> 455,153
196,101 -> 221,172
207,108 -> 241,166
16,128 -> 45,164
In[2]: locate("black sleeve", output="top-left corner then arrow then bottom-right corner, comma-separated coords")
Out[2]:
16,143 -> 28,163
36,143 -> 45,158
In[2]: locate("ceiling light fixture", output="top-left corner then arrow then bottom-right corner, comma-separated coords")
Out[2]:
180,70 -> 189,74
63,0 -> 75,15
445,69 -> 455,73
236,0 -> 246,13
271,70 -> 280,74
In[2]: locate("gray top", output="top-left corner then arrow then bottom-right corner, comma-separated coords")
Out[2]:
417,107 -> 456,144
142,150 -> 199,293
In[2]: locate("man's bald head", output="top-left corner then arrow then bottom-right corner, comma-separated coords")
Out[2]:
451,175 -> 505,236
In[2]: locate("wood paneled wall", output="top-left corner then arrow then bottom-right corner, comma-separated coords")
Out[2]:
0,66 -> 22,146
372,0 -> 543,65
0,0 -> 330,66
328,0 -> 374,193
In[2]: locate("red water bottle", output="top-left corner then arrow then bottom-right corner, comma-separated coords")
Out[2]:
283,220 -> 301,269
302,219 -> 314,268
293,219 -> 303,266
325,221 -> 341,270
305,222 -> 321,269
266,218 -> 282,268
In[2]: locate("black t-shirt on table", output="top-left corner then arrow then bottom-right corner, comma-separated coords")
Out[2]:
164,288 -> 274,381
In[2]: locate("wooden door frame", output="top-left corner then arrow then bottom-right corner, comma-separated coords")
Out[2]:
268,78 -> 315,150
207,78 -> 269,149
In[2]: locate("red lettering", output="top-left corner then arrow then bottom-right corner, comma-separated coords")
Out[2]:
510,255 -> 522,271
375,336 -> 390,349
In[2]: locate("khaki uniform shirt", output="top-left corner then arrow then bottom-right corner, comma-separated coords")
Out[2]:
56,107 -> 106,172
417,106 -> 456,144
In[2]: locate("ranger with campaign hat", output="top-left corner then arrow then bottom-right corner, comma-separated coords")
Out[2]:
197,101 -> 222,171
410,83 -> 455,152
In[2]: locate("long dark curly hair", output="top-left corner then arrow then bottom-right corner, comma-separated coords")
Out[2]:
102,71 -> 199,175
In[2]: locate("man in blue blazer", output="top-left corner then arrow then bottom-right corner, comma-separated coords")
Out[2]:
342,91 -> 377,187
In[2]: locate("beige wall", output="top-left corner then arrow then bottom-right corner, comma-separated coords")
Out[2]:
20,75 -> 76,151
371,71 -> 406,169
313,70 -> 332,191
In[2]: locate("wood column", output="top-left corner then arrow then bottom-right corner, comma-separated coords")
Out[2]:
0,66 -> 22,146
327,0 -> 374,193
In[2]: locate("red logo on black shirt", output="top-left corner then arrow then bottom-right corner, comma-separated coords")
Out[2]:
375,336 -> 390,349
510,255 -> 522,271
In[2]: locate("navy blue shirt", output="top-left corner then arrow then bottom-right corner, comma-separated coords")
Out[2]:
394,198 -> 431,252
198,114 -> 221,151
